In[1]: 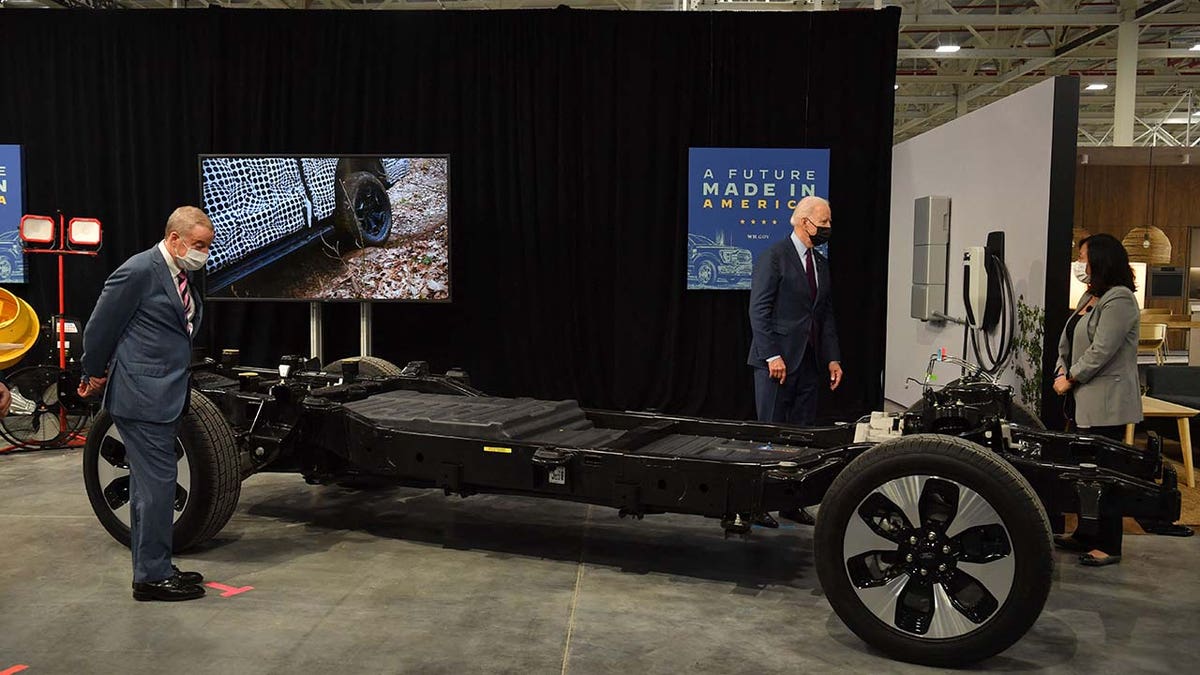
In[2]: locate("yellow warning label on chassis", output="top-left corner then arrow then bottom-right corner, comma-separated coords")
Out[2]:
484,446 -> 513,454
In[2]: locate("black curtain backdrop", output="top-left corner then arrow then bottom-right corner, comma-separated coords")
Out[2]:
0,7 -> 899,422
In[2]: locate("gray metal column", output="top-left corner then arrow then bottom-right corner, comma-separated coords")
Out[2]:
309,302 -> 323,363
360,302 -> 372,357
1114,19 -> 1138,146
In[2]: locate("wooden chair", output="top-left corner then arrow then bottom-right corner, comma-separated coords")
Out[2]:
1138,323 -> 1168,365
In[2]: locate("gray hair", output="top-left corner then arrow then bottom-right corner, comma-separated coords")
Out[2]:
164,206 -> 213,239
792,196 -> 830,219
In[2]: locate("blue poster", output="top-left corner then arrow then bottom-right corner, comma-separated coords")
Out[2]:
0,145 -> 25,284
687,147 -> 830,290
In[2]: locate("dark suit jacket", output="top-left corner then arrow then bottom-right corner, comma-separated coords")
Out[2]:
746,237 -> 840,371
82,246 -> 202,423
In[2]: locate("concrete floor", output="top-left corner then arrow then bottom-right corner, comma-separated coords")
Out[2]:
2,449 -> 1199,675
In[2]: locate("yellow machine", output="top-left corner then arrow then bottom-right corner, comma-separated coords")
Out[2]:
0,287 -> 40,370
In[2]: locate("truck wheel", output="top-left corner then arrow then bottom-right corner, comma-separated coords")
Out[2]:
335,171 -> 392,247
696,259 -> 717,285
1010,401 -> 1046,430
83,390 -> 241,552
814,434 -> 1052,667
326,356 -> 404,378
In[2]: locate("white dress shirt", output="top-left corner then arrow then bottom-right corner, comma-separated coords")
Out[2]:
158,241 -> 195,335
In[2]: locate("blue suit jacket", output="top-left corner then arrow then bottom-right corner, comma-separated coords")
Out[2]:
82,246 -> 202,423
746,237 -> 840,371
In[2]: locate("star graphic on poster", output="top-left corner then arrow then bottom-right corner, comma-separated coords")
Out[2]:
772,219 -> 778,225
740,219 -> 745,224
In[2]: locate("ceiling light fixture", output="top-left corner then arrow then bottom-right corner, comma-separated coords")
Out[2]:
1085,83 -> 1109,91
935,45 -> 961,53
1191,44 -> 1200,51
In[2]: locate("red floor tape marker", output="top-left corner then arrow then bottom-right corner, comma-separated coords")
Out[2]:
1,665 -> 30,675
205,582 -> 254,598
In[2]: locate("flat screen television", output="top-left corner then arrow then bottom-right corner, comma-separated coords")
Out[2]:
1148,266 -> 1184,299
199,154 -> 450,301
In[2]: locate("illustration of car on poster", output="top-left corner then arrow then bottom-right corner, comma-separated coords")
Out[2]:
686,233 -> 753,289
0,144 -> 26,285
200,156 -> 412,295
0,230 -> 25,283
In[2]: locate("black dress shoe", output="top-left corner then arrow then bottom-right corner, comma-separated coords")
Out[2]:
753,512 -> 779,528
779,508 -> 816,526
132,576 -> 206,602
172,565 -> 205,585
1137,520 -> 1195,537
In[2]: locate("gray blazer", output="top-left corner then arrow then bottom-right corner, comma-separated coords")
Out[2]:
82,246 -> 202,423
1055,286 -> 1142,428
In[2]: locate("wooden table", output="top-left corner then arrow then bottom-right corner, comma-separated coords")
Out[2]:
1142,315 -> 1200,364
1155,314 -> 1200,330
1125,395 -> 1197,488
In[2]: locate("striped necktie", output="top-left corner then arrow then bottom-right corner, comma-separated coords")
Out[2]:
177,272 -> 191,315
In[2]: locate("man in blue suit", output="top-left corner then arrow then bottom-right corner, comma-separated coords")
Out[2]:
747,196 -> 842,426
79,206 -> 213,602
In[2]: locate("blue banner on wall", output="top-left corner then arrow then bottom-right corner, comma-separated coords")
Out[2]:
0,145 -> 25,284
687,147 -> 830,290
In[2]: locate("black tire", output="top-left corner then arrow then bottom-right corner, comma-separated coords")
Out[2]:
1010,401 -> 1046,430
696,259 -> 717,285
83,390 -> 241,552
335,171 -> 392,247
325,356 -> 404,378
814,434 -> 1052,667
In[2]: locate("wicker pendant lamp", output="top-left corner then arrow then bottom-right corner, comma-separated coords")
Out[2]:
1121,226 -> 1172,265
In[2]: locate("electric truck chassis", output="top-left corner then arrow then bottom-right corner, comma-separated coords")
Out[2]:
82,354 -> 1182,667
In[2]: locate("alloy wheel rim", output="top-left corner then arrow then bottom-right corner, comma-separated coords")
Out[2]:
356,186 -> 388,238
842,474 -> 1015,639
95,423 -> 192,527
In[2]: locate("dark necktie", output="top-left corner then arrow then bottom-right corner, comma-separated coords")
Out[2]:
805,248 -> 819,353
804,248 -> 817,303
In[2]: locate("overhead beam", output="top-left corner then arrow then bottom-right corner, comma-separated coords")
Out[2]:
901,12 -> 1200,28
898,74 -> 1200,85
897,48 -> 1200,60
957,0 -> 1186,106
1053,0 -> 1183,57
898,95 -> 1196,105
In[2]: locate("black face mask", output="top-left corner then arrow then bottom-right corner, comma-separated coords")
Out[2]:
810,226 -> 831,247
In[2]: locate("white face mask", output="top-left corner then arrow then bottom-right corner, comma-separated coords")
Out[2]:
176,248 -> 208,272
1072,260 -> 1090,284
172,238 -> 209,272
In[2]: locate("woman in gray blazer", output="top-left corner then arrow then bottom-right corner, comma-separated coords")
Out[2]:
1053,233 -> 1143,566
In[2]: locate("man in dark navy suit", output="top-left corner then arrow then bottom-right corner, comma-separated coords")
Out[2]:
79,206 -> 213,602
747,196 -> 842,427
